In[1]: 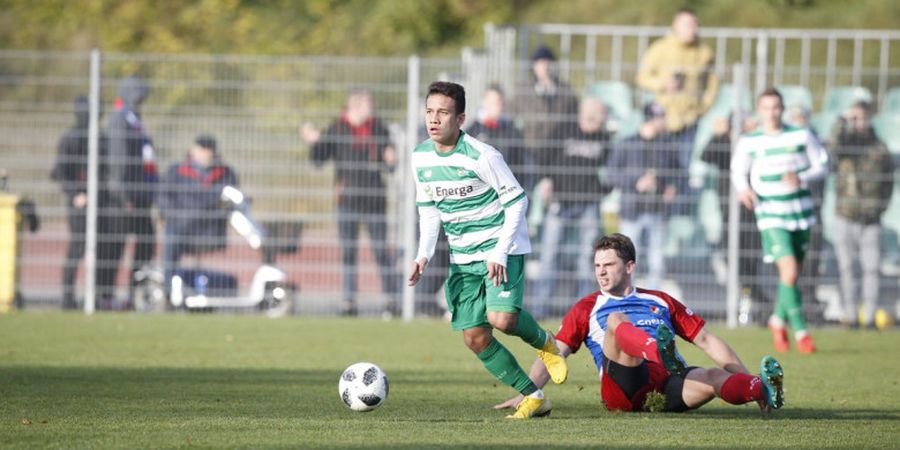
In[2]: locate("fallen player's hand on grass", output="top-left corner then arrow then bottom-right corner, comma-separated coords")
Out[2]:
493,394 -> 523,410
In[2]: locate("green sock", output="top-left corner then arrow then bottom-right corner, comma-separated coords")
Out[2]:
778,281 -> 806,332
773,292 -> 788,323
510,309 -> 547,349
476,338 -> 538,395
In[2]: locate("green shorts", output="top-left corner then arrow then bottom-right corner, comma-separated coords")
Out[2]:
444,254 -> 525,331
760,228 -> 810,264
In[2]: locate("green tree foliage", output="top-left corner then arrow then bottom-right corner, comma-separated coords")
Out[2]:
1,0 -> 897,56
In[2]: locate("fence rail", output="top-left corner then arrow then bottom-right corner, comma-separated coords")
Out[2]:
0,34 -> 898,324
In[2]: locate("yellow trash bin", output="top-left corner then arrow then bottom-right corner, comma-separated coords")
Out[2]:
0,192 -> 21,312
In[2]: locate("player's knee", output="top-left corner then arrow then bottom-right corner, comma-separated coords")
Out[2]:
607,312 -> 629,332
487,312 -> 517,334
463,331 -> 491,353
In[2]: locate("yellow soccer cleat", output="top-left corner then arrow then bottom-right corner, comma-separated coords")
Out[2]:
538,331 -> 568,384
506,396 -> 552,419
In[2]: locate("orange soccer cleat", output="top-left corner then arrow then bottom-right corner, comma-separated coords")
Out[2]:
796,334 -> 817,353
768,322 -> 790,353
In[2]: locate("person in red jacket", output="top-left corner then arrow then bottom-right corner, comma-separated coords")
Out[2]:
301,88 -> 400,316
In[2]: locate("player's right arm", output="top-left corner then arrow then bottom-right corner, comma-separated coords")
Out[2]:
691,328 -> 750,375
407,205 -> 440,286
408,154 -> 441,287
729,135 -> 757,210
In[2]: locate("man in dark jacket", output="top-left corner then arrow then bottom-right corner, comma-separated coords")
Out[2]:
467,85 -> 533,191
607,106 -> 682,289
103,76 -> 158,308
511,45 -> 580,172
301,88 -> 399,316
52,95 -> 113,309
830,101 -> 895,328
532,96 -> 614,317
158,135 -> 238,288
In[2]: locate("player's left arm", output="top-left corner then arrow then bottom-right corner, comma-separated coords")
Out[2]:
797,130 -> 829,183
692,328 -> 750,375
476,152 -> 528,283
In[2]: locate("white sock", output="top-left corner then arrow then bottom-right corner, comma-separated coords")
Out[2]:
527,389 -> 544,399
769,315 -> 786,329
794,330 -> 809,340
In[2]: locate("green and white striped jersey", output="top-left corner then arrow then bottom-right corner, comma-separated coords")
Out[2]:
413,131 -> 531,265
730,125 -> 829,231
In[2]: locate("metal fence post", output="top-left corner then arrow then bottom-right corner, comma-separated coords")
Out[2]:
84,49 -> 101,315
401,55 -> 420,322
726,63 -> 746,329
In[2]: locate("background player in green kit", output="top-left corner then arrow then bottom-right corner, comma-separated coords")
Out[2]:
730,88 -> 829,354
406,81 -> 567,419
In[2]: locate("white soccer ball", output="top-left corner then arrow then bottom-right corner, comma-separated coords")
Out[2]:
338,362 -> 389,412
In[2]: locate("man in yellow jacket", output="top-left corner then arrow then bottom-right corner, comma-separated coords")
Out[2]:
637,8 -> 718,168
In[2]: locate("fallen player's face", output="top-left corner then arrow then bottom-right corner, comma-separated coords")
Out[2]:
594,249 -> 632,295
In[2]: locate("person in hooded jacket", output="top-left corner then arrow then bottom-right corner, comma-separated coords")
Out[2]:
102,76 -> 158,309
510,45 -> 580,174
52,95 -> 113,309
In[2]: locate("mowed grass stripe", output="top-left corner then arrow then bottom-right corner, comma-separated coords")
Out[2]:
0,312 -> 898,448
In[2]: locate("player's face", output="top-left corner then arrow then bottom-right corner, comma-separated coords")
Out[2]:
672,12 -> 699,44
425,93 -> 465,149
757,95 -> 784,131
594,249 -> 635,296
481,89 -> 504,120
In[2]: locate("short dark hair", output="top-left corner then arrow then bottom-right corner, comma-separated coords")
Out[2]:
850,99 -> 873,114
427,81 -> 466,115
594,233 -> 636,264
676,7 -> 697,17
485,83 -> 505,98
758,87 -> 784,106
194,134 -> 217,152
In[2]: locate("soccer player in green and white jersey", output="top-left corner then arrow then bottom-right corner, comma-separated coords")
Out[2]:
406,81 -> 567,419
731,88 -> 829,354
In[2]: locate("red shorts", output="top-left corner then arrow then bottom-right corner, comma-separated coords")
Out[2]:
601,359 -> 670,412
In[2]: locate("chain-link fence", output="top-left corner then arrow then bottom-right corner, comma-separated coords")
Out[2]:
1,38 -> 897,324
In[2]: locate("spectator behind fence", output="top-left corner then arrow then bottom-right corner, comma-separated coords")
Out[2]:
829,101 -> 895,329
607,104 -> 681,289
511,45 -> 579,169
700,115 -> 774,322
467,84 -> 534,191
158,135 -> 239,291
636,8 -> 718,168
301,88 -> 400,317
532,96 -> 614,317
103,76 -> 158,310
51,95 -> 114,310
731,88 -> 829,354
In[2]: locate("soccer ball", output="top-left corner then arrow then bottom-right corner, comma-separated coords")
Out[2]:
339,362 -> 389,412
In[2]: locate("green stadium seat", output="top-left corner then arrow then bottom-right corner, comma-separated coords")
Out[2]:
881,86 -> 900,117
810,112 -> 838,139
588,81 -> 635,119
778,85 -> 814,126
777,84 -> 814,111
707,83 -> 753,118
873,114 -> 900,154
822,86 -> 873,116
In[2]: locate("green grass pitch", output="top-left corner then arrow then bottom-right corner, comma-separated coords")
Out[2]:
1,311 -> 898,448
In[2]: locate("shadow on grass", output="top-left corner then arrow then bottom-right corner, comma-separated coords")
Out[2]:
2,365 -> 897,425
